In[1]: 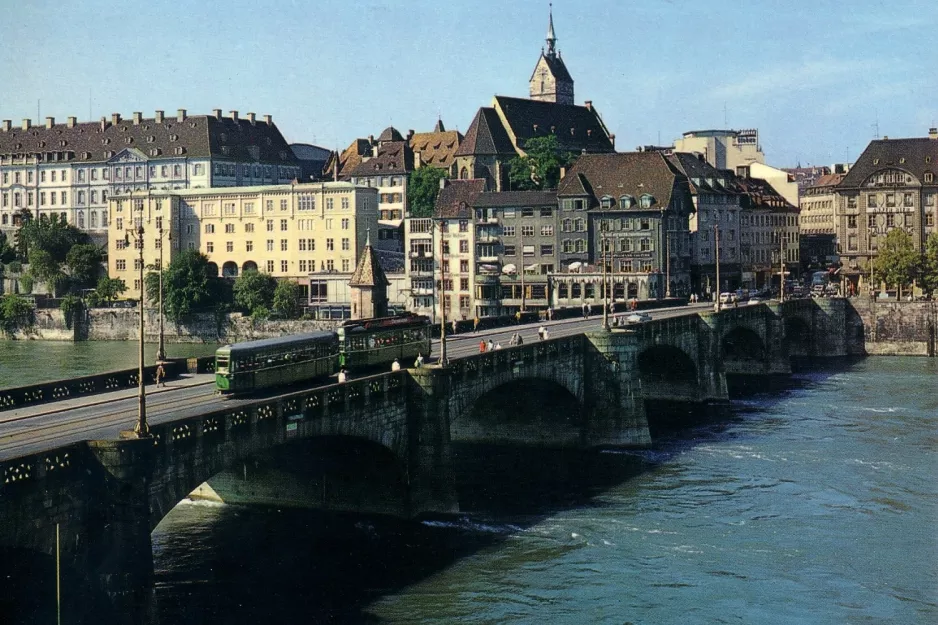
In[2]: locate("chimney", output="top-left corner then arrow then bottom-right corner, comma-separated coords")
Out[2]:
177,109 -> 187,122
584,100 -> 593,111
132,112 -> 142,125
100,117 -> 107,131
111,113 -> 121,125
559,166 -> 567,180
155,110 -> 164,123
45,117 -> 55,129
246,112 -> 256,124
439,176 -> 448,190
67,116 -> 76,128
929,127 -> 937,140
230,110 -> 238,122
263,114 -> 272,125
609,133 -> 615,149
213,108 -> 222,120
1,120 -> 11,132
883,136 -> 888,140
22,119 -> 31,130
407,129 -> 415,141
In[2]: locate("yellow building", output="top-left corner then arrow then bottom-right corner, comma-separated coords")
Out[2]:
107,182 -> 378,300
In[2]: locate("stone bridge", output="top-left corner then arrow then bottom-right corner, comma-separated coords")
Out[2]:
0,299 -> 858,620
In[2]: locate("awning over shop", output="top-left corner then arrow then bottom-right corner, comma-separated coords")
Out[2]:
502,264 -> 517,274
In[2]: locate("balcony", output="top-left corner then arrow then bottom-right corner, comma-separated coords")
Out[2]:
412,287 -> 434,296
409,250 -> 433,258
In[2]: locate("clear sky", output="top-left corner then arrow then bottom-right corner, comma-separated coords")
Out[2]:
1,0 -> 934,167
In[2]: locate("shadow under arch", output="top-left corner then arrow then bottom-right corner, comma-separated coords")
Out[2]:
452,378 -> 583,447
785,317 -> 812,357
722,326 -> 767,370
150,435 -> 411,532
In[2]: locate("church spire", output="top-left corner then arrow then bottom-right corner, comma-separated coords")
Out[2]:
546,3 -> 557,56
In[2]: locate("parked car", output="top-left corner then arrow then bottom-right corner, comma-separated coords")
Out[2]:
747,297 -> 764,305
719,292 -> 736,305
625,312 -> 652,324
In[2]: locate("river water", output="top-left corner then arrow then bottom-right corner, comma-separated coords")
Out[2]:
147,356 -> 937,624
0,341 -> 218,389
4,352 -> 937,624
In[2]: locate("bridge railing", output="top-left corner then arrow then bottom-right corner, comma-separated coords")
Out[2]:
0,442 -> 88,496
448,335 -> 580,379
0,356 -> 216,414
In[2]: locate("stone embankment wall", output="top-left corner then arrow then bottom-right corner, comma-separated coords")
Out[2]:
3,308 -> 338,343
847,298 -> 937,356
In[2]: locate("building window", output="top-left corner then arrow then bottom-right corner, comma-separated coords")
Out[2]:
326,198 -> 334,210
116,259 -> 126,271
341,238 -> 350,250
205,224 -> 215,234
868,214 -> 876,228
341,218 -> 349,230
868,194 -> 877,208
281,239 -> 288,251
266,219 -> 274,231
281,260 -> 288,272
206,242 -> 214,252
281,199 -> 289,211
341,259 -> 350,272
327,238 -> 334,251
245,223 -> 254,233
503,225 -> 516,237
541,244 -> 554,256
459,240 -> 469,253
848,215 -> 857,228
225,223 -> 235,233
280,219 -> 288,231
541,225 -> 554,236
504,244 -> 516,256
266,239 -> 274,251
246,241 -> 254,252
266,260 -> 275,272
298,195 -> 315,210
521,225 -> 535,237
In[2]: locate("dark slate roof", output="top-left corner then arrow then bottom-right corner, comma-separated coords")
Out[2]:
433,179 -> 486,218
453,107 -> 516,157
838,137 -> 938,188
378,126 -> 404,142
528,52 -> 574,84
0,113 -> 298,165
471,190 -> 556,207
557,152 -> 685,210
409,129 -> 463,169
374,249 -> 405,274
666,152 -> 737,195
349,241 -> 390,287
731,174 -> 798,211
433,119 -> 446,133
346,140 -> 414,177
493,96 -> 614,154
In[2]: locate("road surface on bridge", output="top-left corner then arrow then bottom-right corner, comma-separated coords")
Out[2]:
0,303 -> 713,461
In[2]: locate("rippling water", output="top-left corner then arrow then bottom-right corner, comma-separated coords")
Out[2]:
0,341 -> 218,388
143,356 -> 937,624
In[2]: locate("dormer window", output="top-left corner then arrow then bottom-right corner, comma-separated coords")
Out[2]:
873,158 -> 880,165
619,195 -> 633,209
600,195 -> 615,209
639,194 -> 655,209
925,173 -> 934,183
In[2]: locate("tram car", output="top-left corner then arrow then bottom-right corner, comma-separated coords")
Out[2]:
215,331 -> 339,395
337,313 -> 432,369
214,313 -> 432,395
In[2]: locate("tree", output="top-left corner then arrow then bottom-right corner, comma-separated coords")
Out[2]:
65,243 -> 104,288
0,294 -> 34,337
96,276 -> 128,303
233,269 -> 277,316
0,231 -> 15,264
920,232 -> 938,298
273,280 -> 302,319
406,166 -> 448,218
508,135 -> 576,191
17,213 -> 88,263
147,250 -> 219,321
874,228 -> 919,297
27,248 -> 68,297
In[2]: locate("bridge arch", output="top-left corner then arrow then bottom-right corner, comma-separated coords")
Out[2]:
721,326 -> 766,369
785,317 -> 812,357
636,345 -> 699,401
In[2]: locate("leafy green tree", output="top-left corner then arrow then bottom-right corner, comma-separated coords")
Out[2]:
0,231 -> 16,264
0,294 -> 35,337
233,269 -> 277,315
406,166 -> 448,218
920,232 -> 938,298
17,213 -> 88,263
508,135 -> 576,191
145,250 -> 219,321
59,295 -> 84,329
27,248 -> 68,297
874,228 -> 919,298
96,276 -> 128,303
272,280 -> 302,319
65,243 -> 104,289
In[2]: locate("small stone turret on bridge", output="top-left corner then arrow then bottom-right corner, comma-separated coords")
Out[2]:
0,299 -> 855,617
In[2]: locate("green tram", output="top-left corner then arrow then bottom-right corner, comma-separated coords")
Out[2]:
215,331 -> 338,395
337,314 -> 432,369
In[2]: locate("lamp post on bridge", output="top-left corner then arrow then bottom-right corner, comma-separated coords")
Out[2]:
436,217 -> 448,366
601,224 -> 610,331
124,222 -> 150,438
155,227 -> 172,363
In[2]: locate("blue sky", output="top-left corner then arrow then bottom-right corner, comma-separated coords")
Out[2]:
1,0 -> 935,167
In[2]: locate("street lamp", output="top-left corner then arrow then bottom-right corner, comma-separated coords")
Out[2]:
437,218 -> 448,366
601,225 -> 610,331
713,224 -> 721,312
155,227 -> 172,363
125,224 -> 150,438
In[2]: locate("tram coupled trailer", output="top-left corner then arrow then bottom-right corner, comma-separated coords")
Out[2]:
337,314 -> 432,370
215,331 -> 339,395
